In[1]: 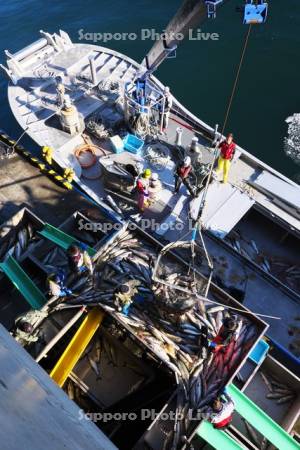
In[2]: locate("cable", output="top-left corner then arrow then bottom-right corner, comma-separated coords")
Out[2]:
196,24 -> 254,224
152,277 -> 281,320
182,24 -> 255,295
221,24 -> 253,136
149,25 -> 265,321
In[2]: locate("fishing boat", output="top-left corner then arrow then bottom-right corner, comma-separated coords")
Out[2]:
3,0 -> 300,449
1,0 -> 300,368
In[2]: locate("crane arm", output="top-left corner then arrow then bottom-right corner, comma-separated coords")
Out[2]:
142,0 -> 228,75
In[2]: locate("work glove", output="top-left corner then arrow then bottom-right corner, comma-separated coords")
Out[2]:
209,341 -> 220,353
122,304 -> 131,316
57,268 -> 66,283
78,242 -> 88,251
209,341 -> 217,349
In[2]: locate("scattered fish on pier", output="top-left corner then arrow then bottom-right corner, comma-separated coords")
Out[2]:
260,437 -> 269,450
276,395 -> 294,405
260,371 -> 273,392
87,354 -> 101,380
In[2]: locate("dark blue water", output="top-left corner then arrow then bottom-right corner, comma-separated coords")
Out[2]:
0,0 -> 299,180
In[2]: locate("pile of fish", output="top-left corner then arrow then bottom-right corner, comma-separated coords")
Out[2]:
226,232 -> 273,272
56,226 -> 258,447
288,321 -> 300,358
187,323 -> 256,409
225,231 -> 300,292
42,246 -> 70,273
271,261 -> 300,293
0,221 -> 38,262
260,371 -> 296,405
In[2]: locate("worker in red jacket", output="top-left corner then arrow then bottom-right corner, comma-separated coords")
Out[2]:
207,387 -> 235,429
215,133 -> 236,183
174,156 -> 195,196
209,315 -> 242,352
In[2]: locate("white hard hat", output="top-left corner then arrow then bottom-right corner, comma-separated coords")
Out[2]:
164,86 -> 170,93
184,156 -> 191,166
151,173 -> 159,181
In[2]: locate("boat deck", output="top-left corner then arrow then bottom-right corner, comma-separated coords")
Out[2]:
6,34 -> 300,236
4,31 -> 300,360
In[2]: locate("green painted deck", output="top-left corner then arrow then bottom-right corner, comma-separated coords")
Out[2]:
197,421 -> 245,450
228,384 -> 299,450
0,256 -> 47,310
39,223 -> 96,256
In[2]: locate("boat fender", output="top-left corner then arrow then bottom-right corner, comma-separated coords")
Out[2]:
42,146 -> 53,165
63,167 -> 75,183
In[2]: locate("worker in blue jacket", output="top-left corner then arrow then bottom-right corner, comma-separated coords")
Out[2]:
47,269 -> 72,298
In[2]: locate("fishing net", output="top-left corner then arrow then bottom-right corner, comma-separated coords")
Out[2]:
97,78 -> 122,96
143,143 -> 170,171
129,112 -> 158,139
86,120 -> 111,139
152,229 -> 213,302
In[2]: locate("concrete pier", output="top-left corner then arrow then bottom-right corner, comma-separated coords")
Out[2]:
0,152 -> 92,225
0,324 -> 116,450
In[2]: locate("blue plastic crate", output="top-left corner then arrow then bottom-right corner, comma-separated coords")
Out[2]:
123,134 -> 144,155
249,339 -> 269,365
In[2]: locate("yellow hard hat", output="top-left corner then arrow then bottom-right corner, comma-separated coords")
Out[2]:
143,168 -> 152,178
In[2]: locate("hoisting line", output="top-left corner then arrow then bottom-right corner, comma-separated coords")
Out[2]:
152,25 -> 276,317
221,23 -> 253,136
195,23 -> 254,225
